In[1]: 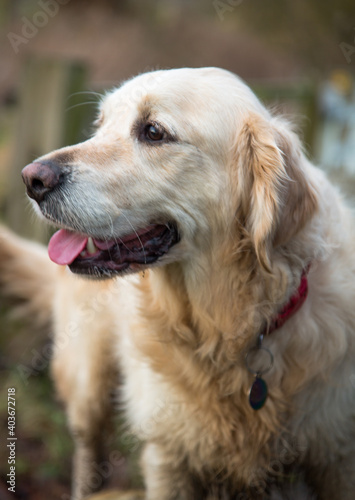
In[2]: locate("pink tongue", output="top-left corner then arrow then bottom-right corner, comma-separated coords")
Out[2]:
48,229 -> 88,265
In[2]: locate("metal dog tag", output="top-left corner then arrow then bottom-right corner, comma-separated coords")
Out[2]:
249,375 -> 268,410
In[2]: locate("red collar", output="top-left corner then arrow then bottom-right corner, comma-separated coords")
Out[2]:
263,266 -> 310,336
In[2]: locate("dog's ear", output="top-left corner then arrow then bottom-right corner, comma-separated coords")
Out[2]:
234,113 -> 317,272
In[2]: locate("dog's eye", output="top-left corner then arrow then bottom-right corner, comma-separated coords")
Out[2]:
145,124 -> 165,142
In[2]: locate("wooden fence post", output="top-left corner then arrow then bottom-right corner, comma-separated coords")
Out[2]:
4,57 -> 91,242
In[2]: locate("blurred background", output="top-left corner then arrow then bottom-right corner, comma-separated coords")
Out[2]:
0,0 -> 354,498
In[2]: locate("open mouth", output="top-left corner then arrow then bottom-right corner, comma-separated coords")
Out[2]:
48,222 -> 180,278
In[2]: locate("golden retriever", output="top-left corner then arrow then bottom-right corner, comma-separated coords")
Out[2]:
2,67 -> 355,500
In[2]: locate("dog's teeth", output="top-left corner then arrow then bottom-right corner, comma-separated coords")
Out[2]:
87,237 -> 98,254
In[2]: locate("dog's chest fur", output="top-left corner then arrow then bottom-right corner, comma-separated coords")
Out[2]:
118,255 -> 355,493
118,275 -> 297,487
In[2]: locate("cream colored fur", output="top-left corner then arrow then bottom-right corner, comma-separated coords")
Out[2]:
1,67 -> 355,499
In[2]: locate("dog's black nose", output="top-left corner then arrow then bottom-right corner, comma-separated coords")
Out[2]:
22,162 -> 62,203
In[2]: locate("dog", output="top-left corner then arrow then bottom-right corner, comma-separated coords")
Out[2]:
2,67 -> 355,499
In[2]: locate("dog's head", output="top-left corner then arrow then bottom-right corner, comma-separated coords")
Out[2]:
22,67 -> 317,278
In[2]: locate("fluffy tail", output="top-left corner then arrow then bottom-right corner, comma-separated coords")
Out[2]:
0,225 -> 56,331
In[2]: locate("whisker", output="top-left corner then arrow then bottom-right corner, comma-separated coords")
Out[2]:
105,212 -> 115,240
67,90 -> 104,100
119,212 -> 147,264
65,101 -> 99,113
104,212 -> 121,261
